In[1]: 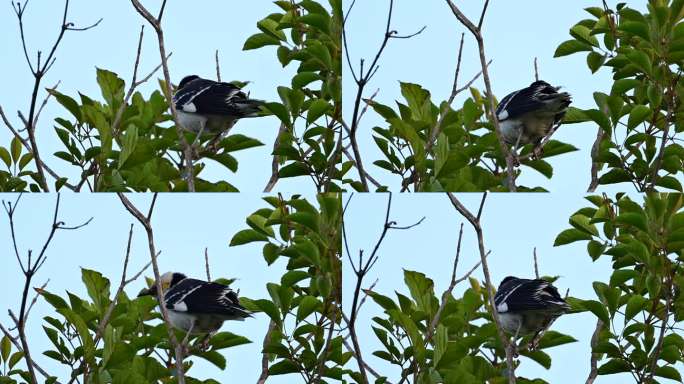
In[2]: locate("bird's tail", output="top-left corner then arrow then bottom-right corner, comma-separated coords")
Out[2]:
539,91 -> 572,114
235,99 -> 266,118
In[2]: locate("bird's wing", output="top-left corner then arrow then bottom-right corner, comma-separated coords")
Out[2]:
165,278 -> 251,317
496,279 -> 568,312
496,82 -> 558,121
173,78 -> 256,116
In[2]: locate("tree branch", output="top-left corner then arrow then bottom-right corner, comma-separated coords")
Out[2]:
117,193 -> 186,383
444,1 -> 517,191
129,0 -> 195,191
446,192 -> 516,383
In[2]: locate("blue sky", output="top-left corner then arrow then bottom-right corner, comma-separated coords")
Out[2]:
0,193 -> 314,383
342,0 -> 658,192
342,192 -> 682,383
0,0 -> 310,192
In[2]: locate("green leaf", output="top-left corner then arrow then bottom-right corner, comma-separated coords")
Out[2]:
306,99 -> 331,126
48,89 -> 82,121
38,289 -> 69,310
0,147 -> 11,169
118,125 -> 138,168
296,296 -> 319,322
8,351 -> 23,369
554,228 -> 593,246
292,72 -> 321,88
1,335 -> 11,362
243,33 -> 281,50
569,214 -> 599,236
366,291 -> 398,312
195,350 -> 226,370
57,307 -> 95,365
624,294 -> 647,321
615,212 -> 647,231
611,79 -> 641,95
554,39 -> 594,57
264,102 -> 291,128
599,169 -> 631,185
627,105 -> 651,130
268,360 -> 299,375
278,162 -> 310,178
253,299 -> 281,327
655,365 -> 682,381
10,136 -> 22,164
570,24 -> 600,47
587,51 -> 606,73
96,68 -> 125,108
229,229 -> 269,246
562,106 -> 590,124
81,268 -> 111,313
583,299 -> 610,323
597,358 -> 631,374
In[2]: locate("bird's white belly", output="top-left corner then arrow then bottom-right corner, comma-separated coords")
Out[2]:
500,119 -> 524,145
177,110 -> 209,133
498,312 -> 522,334
168,310 -> 224,334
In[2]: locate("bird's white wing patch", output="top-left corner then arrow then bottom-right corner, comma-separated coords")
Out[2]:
497,302 -> 509,313
180,85 -> 214,112
181,102 -> 197,113
173,301 -> 188,312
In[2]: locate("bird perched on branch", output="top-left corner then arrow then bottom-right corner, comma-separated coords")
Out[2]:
496,80 -> 571,159
138,272 -> 251,342
172,75 -> 265,139
494,276 -> 570,345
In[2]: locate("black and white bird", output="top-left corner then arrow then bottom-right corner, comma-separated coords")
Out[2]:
138,272 -> 252,336
496,80 -> 572,156
494,276 -> 570,340
172,75 -> 264,137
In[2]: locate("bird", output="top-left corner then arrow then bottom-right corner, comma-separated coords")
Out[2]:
496,80 -> 572,158
494,276 -> 570,342
137,271 -> 252,339
172,75 -> 265,139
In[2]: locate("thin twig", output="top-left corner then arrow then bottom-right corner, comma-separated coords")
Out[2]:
533,247 -> 539,279
256,321 -> 277,384
446,192 -> 516,383
204,247 -> 211,281
585,319 -> 603,384
445,1 -> 517,191
215,50 -> 221,82
117,193 -> 186,383
130,0 -> 195,191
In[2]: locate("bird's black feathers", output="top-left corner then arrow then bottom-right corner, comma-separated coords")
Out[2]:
495,276 -> 568,313
173,76 -> 263,117
164,277 -> 250,318
496,81 -> 564,121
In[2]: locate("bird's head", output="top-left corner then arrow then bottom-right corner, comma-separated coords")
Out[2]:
137,271 -> 186,298
499,276 -> 519,287
178,75 -> 200,89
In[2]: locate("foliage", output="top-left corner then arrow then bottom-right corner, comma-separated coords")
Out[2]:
0,267 -> 251,384
361,83 -> 579,191
346,271 -> 578,383
44,68 -> 264,192
230,193 -> 343,382
555,1 -> 684,191
554,193 -> 684,382
244,0 -> 343,192
0,136 -> 36,191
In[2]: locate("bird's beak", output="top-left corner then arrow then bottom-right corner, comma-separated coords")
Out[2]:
137,287 -> 153,297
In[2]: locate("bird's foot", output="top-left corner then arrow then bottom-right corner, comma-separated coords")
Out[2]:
532,145 -> 544,160
193,334 -> 212,352
510,340 -> 520,357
